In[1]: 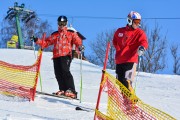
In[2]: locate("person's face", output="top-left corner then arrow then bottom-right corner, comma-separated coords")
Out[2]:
132,19 -> 141,29
58,21 -> 67,29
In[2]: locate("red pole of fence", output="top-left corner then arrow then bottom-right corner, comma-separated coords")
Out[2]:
94,42 -> 110,120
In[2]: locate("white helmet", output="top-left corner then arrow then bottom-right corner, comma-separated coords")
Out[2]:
127,11 -> 141,26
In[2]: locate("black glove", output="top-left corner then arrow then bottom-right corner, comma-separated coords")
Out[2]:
30,36 -> 38,42
138,46 -> 145,56
78,45 -> 85,51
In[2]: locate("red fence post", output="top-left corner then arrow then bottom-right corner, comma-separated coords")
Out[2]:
94,42 -> 110,120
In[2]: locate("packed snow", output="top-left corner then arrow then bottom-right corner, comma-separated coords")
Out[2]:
0,48 -> 180,120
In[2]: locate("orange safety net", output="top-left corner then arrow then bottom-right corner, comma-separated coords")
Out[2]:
95,71 -> 176,120
0,49 -> 42,101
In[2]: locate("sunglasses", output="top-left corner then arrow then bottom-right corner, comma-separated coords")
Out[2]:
58,21 -> 67,26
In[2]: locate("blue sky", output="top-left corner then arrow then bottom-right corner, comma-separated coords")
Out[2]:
1,0 -> 180,74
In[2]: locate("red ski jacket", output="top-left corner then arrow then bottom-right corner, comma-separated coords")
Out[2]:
113,25 -> 148,64
36,27 -> 82,58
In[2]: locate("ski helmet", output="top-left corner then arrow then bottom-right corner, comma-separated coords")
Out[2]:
127,11 -> 141,26
57,15 -> 68,26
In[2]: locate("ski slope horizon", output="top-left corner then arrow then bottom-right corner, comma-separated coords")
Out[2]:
0,48 -> 180,120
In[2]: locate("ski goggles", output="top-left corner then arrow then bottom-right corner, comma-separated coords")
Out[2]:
133,19 -> 141,25
58,21 -> 67,26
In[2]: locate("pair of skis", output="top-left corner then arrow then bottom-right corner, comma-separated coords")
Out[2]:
36,91 -> 79,100
36,91 -> 94,112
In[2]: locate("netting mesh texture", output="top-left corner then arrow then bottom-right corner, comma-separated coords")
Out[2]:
95,71 -> 176,120
0,50 -> 42,101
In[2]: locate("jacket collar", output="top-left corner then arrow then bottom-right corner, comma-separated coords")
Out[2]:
125,24 -> 134,31
58,26 -> 67,32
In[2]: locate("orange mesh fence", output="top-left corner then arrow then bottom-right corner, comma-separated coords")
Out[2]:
95,71 -> 176,120
0,49 -> 42,101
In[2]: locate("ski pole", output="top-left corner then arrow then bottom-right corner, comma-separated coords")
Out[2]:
134,56 -> 142,93
32,39 -> 43,92
31,19 -> 43,92
33,42 -> 36,59
38,32 -> 47,92
39,72 -> 43,92
79,50 -> 83,103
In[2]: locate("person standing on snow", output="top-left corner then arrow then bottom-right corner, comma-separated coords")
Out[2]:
31,15 -> 84,99
113,11 -> 148,93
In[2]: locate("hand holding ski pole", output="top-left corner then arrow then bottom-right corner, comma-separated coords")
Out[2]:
30,36 -> 38,42
79,45 -> 85,52
138,46 -> 145,56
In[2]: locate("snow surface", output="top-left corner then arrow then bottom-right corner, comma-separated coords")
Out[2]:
0,48 -> 180,120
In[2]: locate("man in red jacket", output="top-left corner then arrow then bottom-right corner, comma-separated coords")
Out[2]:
113,11 -> 148,93
32,15 -> 83,99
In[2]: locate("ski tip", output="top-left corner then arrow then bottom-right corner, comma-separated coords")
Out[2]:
75,106 -> 82,110
75,106 -> 93,112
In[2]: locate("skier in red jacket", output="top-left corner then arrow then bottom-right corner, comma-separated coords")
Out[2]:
113,11 -> 148,93
32,16 -> 83,99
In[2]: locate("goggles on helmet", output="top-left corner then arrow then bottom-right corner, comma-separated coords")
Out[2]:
133,19 -> 141,25
58,21 -> 67,26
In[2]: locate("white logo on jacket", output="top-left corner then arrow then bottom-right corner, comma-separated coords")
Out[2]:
118,33 -> 123,37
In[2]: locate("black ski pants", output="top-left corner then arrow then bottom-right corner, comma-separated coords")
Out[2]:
53,56 -> 76,92
116,62 -> 136,90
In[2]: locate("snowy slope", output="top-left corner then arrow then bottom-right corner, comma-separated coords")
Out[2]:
0,49 -> 180,120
